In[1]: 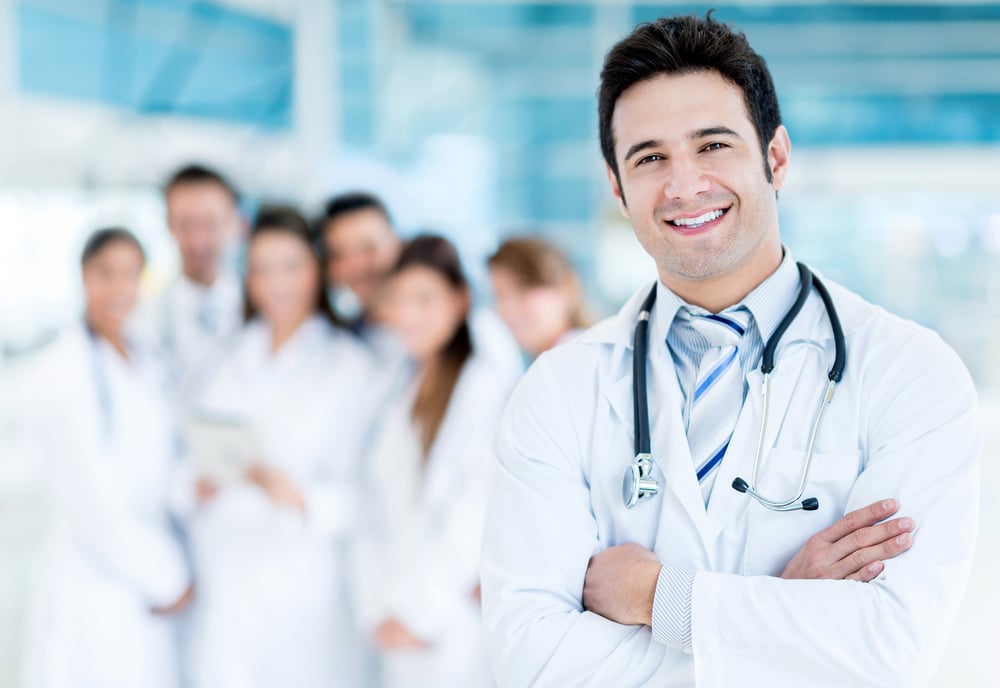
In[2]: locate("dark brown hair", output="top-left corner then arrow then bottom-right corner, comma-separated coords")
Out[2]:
487,236 -> 591,329
598,12 -> 782,185
81,227 -> 146,267
164,164 -> 239,204
320,191 -> 393,230
243,205 -> 342,327
390,234 -> 473,457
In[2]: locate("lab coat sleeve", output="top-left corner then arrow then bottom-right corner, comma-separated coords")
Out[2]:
383,366 -> 512,642
381,467 -> 487,642
27,371 -> 190,608
482,356 -> 668,687
689,332 -> 980,687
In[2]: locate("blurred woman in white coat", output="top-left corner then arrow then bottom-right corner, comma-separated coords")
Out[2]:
185,206 -> 375,688
22,228 -> 193,688
355,235 -> 520,688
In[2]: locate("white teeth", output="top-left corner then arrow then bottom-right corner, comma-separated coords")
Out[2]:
670,209 -> 724,227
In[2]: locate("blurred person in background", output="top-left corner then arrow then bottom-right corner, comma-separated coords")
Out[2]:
21,228 -> 193,688
319,191 -> 400,342
353,235 -> 520,688
487,236 -> 591,358
131,164 -> 243,399
183,206 -> 375,688
319,192 -> 523,377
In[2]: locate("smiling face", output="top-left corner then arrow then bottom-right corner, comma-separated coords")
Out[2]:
246,231 -> 321,332
166,181 -> 239,285
382,265 -> 469,362
83,240 -> 145,335
608,70 -> 790,302
490,266 -> 572,357
322,208 -> 401,312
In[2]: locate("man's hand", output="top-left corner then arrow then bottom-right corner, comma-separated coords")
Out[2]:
583,543 -> 661,626
374,618 -> 428,650
782,499 -> 914,581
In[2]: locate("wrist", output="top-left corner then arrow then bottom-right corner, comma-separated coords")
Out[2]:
638,561 -> 663,626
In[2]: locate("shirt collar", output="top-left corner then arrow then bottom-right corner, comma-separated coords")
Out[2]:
651,248 -> 800,347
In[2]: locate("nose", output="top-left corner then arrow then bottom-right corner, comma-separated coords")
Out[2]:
663,153 -> 710,200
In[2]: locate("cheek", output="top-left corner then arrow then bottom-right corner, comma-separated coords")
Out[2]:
526,291 -> 564,321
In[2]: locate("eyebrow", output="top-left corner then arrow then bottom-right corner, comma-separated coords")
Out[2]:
622,126 -> 743,164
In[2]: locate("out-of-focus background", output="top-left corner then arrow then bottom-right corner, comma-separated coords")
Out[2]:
0,1 -> 996,685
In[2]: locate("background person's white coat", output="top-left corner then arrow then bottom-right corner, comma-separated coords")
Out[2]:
20,326 -> 191,688
482,278 -> 980,688
355,352 -> 520,688
183,316 -> 376,688
129,271 -> 243,399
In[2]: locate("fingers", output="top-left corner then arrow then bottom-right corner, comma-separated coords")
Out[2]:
834,530 -> 914,580
845,560 -> 884,583
829,515 -> 914,562
820,498 -> 898,543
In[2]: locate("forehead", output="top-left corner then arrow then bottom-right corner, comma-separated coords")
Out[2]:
166,181 -> 235,209
325,208 -> 392,241
611,70 -> 755,151
249,230 -> 310,258
86,240 -> 144,267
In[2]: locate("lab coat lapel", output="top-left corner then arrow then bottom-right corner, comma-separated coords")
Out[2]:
601,347 -> 710,543
706,293 -> 828,536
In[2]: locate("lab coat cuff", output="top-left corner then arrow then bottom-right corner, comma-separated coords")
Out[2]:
650,565 -> 695,652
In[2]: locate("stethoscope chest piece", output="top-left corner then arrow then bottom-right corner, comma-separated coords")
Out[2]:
623,454 -> 659,509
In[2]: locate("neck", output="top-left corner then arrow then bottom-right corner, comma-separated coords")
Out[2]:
183,265 -> 218,288
86,316 -> 128,359
661,242 -> 783,313
537,323 -> 572,357
269,313 -> 309,353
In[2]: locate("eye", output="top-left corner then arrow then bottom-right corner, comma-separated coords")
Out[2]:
636,154 -> 664,166
702,142 -> 729,152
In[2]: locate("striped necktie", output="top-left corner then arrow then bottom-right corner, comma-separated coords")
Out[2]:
681,309 -> 750,505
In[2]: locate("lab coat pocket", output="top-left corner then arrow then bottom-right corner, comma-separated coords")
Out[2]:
743,449 -> 861,577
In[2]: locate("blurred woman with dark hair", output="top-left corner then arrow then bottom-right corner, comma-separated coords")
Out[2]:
184,206 -> 375,688
488,236 -> 591,359
22,228 -> 192,688
354,234 -> 520,688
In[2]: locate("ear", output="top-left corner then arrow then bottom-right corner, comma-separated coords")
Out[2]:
767,125 -> 792,191
605,163 -> 630,219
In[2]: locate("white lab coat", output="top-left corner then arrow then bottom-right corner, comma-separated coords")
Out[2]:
482,278 -> 980,688
20,326 -> 190,688
354,352 -> 520,688
184,316 -> 376,688
130,271 -> 242,400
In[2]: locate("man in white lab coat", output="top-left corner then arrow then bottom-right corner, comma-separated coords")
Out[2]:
481,14 -> 980,688
132,164 -> 243,397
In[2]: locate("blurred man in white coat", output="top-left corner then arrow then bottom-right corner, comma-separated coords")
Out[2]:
481,14 -> 980,688
132,164 -> 243,397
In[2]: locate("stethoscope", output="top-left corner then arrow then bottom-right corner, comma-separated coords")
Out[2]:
623,262 -> 847,512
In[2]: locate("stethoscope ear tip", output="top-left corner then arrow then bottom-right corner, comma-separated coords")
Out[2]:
802,497 -> 820,511
732,477 -> 749,493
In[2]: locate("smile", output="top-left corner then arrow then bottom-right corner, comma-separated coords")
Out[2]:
667,208 -> 727,229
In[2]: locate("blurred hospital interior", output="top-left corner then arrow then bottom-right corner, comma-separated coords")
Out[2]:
1,1 -> 998,686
